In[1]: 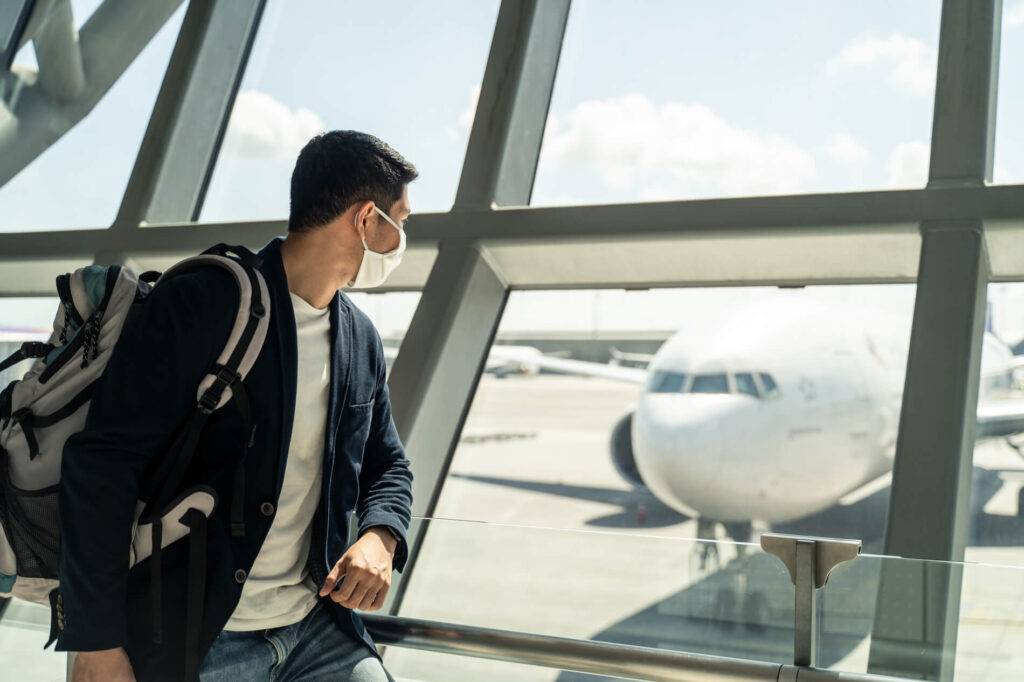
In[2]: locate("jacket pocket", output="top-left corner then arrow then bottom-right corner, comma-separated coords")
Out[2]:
340,401 -> 373,463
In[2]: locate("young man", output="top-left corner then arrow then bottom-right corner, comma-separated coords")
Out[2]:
57,131 -> 416,681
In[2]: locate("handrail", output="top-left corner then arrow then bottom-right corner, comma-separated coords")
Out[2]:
363,614 -> 913,682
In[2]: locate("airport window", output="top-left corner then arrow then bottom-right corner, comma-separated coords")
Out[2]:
969,282 -> 1024,567
647,370 -> 687,393
343,292 -> 420,373
0,3 -> 186,232
199,0 -> 500,222
532,0 -> 940,207
411,284 -> 927,675
994,3 -> 1024,185
0,298 -> 60,387
735,372 -> 760,398
690,373 -> 729,394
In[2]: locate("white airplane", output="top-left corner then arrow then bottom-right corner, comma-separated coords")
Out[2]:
478,297 -> 1024,542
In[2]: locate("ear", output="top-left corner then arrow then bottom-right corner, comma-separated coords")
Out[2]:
352,200 -> 377,238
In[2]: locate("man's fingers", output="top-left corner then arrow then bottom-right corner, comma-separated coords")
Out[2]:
358,590 -> 378,611
333,567 -> 360,602
319,562 -> 345,596
344,582 -> 372,609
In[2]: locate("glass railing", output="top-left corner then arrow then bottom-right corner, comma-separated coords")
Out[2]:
383,517 -> 1024,681
3,518 -> 1024,681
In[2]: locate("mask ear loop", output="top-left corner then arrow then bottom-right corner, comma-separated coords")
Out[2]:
355,211 -> 370,251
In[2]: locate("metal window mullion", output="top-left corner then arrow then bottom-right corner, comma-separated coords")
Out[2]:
869,2 -> 1002,680
381,0 -> 571,618
111,0 -> 266,234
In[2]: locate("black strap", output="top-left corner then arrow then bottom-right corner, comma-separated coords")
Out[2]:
181,508 -> 208,682
0,341 -> 53,372
201,243 -> 263,270
44,589 -> 60,649
12,409 -> 40,459
231,459 -> 246,538
150,519 -> 163,644
141,409 -> 209,522
222,373 -> 252,538
32,381 -> 96,428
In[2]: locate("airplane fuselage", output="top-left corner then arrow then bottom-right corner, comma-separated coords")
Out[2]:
629,298 -> 1012,524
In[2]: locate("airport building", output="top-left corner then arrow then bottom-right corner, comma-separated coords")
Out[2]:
2,1 -> 1024,680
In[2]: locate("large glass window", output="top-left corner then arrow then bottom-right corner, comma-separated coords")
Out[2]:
994,2 -> 1024,184
969,281 -> 1024,566
533,1 -> 941,206
432,284 -> 916,552
0,2 -> 185,232
200,0 -> 500,222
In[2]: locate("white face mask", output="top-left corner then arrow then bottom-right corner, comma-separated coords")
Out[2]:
348,205 -> 406,289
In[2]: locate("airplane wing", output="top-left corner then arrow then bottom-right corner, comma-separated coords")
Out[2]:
609,347 -> 656,367
976,399 -> 1024,439
493,349 -> 648,384
381,344 -> 648,383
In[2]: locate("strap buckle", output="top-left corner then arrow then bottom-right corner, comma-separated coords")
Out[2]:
197,365 -> 240,414
22,341 -> 52,357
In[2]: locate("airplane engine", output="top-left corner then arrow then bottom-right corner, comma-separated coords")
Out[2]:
610,407 -> 647,491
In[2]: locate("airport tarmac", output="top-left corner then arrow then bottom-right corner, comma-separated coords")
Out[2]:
3,374 -> 1024,680
384,374 -> 1024,681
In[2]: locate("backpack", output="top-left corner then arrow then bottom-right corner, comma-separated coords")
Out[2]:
0,243 -> 270,676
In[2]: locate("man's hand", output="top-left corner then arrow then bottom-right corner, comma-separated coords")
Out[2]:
72,648 -> 135,682
318,527 -> 397,610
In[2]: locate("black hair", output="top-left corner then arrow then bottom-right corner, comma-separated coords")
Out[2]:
288,130 -> 418,233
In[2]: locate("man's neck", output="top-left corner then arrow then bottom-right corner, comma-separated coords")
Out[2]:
279,228 -> 357,310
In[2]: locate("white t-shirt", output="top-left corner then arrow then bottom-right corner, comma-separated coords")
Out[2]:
226,292 -> 332,630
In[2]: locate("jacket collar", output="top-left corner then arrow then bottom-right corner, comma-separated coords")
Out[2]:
256,237 -> 354,472
258,237 -> 298,485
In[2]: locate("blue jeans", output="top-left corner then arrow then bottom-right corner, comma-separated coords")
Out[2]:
199,601 -> 394,682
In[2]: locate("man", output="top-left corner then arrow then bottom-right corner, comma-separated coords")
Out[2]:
56,131 -> 416,681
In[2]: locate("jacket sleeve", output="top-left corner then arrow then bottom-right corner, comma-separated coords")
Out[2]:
56,269 -> 236,651
356,334 -> 413,573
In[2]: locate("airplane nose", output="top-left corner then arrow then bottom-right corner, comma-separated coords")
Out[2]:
633,394 -> 756,519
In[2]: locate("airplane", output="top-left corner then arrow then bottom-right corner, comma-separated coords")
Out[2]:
449,297 -> 1024,547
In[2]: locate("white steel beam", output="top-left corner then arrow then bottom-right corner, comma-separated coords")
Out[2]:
32,0 -> 84,102
869,1 -> 1002,680
2,183 -> 1023,294
383,0 -> 570,615
114,0 -> 266,230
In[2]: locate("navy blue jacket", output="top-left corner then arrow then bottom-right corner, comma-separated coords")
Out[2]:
56,238 -> 413,681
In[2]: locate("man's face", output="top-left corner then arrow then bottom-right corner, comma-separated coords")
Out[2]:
364,186 -> 411,254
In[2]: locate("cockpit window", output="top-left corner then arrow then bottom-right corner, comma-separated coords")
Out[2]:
646,369 -> 779,398
735,373 -> 759,397
759,373 -> 780,397
690,373 -> 729,394
647,371 -> 687,393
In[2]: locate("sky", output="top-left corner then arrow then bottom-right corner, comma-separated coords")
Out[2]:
1,0 -> 1024,340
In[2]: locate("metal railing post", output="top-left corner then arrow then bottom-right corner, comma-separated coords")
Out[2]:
761,533 -> 862,669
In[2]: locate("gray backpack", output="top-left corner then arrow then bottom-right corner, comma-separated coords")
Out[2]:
0,243 -> 270,672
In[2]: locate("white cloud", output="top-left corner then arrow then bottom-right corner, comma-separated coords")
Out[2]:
1007,2 -> 1024,28
825,134 -> 869,163
539,93 -> 815,198
886,141 -> 930,188
222,90 -> 325,159
458,84 -> 481,131
826,34 -> 937,96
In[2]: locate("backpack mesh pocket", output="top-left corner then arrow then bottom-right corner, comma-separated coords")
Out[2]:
0,452 -> 59,580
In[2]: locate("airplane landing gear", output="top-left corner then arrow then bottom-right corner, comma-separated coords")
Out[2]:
723,520 -> 753,561
694,518 -> 720,573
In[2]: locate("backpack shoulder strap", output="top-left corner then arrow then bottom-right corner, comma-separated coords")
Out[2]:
157,253 -> 270,413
